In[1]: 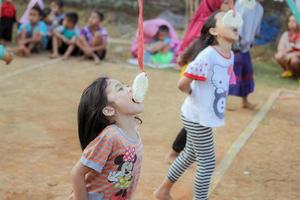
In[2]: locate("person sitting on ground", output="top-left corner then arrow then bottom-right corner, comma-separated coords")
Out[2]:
275,15 -> 300,82
76,10 -> 108,65
49,0 -> 64,29
144,25 -> 174,65
16,6 -> 48,57
50,12 -> 80,60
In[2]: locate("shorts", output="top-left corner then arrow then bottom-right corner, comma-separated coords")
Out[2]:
59,42 -> 80,56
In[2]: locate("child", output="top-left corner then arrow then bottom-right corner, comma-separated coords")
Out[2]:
51,12 -> 80,60
154,11 -> 238,200
16,6 -> 48,56
165,0 -> 231,164
144,25 -> 174,65
0,0 -> 16,45
275,15 -> 300,82
49,0 -> 64,28
0,45 -> 13,64
70,77 -> 144,200
228,0 -> 264,109
76,10 -> 108,65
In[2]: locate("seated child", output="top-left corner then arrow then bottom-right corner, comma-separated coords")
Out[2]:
51,12 -> 80,60
16,6 -> 48,57
0,45 -> 13,64
76,10 -> 108,65
275,15 -> 300,81
145,25 -> 173,65
0,0 -> 17,45
49,0 -> 64,28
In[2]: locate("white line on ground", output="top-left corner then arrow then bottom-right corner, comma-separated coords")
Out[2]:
0,58 -> 61,81
209,89 -> 282,195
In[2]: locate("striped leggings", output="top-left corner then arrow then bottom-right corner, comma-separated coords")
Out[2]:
167,116 -> 216,200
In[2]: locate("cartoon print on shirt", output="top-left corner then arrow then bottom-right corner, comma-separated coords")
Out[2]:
107,147 -> 137,200
211,64 -> 232,119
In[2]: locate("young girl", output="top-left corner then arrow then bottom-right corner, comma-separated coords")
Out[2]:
76,10 -> 108,65
165,0 -> 231,165
70,77 -> 144,200
154,11 -> 238,200
16,6 -> 48,56
275,15 -> 300,82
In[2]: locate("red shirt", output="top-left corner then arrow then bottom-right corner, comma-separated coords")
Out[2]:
0,2 -> 16,19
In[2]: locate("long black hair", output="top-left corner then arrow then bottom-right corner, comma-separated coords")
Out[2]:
78,77 -> 112,150
179,11 -> 220,65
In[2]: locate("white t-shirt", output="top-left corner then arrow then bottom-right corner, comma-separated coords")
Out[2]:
181,46 -> 236,128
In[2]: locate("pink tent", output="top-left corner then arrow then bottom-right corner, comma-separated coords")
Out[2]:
131,18 -> 180,58
176,0 -> 224,57
19,0 -> 45,24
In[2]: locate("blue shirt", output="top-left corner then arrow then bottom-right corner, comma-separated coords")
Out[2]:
56,25 -> 80,40
18,21 -> 48,48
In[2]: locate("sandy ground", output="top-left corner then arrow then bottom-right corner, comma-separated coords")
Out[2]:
0,55 -> 298,200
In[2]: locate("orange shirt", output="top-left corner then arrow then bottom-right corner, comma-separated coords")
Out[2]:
70,125 -> 143,200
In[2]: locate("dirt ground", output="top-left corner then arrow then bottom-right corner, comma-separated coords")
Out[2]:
0,54 -> 298,200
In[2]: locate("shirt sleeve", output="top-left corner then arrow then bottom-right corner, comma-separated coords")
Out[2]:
184,53 -> 210,81
80,133 -> 113,173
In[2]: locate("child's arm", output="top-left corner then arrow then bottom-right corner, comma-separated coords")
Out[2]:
23,32 -> 42,45
53,29 -> 70,44
91,42 -> 107,52
178,76 -> 193,94
70,161 -> 91,200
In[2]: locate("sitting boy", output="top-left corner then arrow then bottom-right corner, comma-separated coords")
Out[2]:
51,12 -> 80,60
145,25 -> 173,65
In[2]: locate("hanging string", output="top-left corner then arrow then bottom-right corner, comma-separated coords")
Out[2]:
137,0 -> 145,72
229,0 -> 236,16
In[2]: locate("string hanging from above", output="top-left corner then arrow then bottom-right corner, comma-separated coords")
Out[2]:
132,0 -> 149,104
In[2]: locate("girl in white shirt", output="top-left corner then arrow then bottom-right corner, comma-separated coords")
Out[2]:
155,10 -> 237,200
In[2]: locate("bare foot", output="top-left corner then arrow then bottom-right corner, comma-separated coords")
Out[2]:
62,56 -> 69,61
164,149 -> 179,164
78,56 -> 87,62
242,102 -> 257,110
50,54 -> 59,59
154,188 -> 173,200
94,56 -> 100,65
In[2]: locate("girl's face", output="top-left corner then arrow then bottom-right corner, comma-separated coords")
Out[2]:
288,16 -> 299,31
88,12 -> 101,27
106,79 -> 144,116
220,0 -> 230,11
51,2 -> 61,15
29,9 -> 40,24
213,12 -> 239,42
